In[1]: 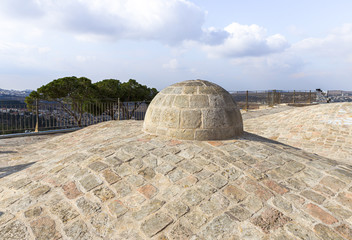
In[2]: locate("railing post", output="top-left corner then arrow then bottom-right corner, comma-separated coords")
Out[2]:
293,90 -> 296,104
309,90 -> 312,104
272,90 -> 276,105
267,91 -> 270,106
117,98 -> 120,121
245,90 -> 249,112
35,99 -> 39,132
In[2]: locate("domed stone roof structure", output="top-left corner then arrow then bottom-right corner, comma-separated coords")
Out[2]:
143,80 -> 243,140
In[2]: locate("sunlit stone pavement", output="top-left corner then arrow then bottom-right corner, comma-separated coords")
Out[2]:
0,104 -> 352,239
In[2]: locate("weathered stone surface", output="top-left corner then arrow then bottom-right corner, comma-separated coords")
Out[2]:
169,222 -> 193,240
140,213 -> 173,237
314,224 -> 345,240
24,206 -> 42,218
223,185 -> 247,203
79,174 -> 103,192
62,181 -> 83,199
320,176 -> 346,191
50,201 -> 79,224
101,169 -> 121,185
133,199 -> 165,221
64,220 -> 91,240
113,181 -> 132,198
182,189 -> 204,206
76,197 -> 101,215
226,205 -> 252,221
262,179 -> 289,195
334,224 -> 352,240
336,192 -> 352,210
286,223 -> 320,240
0,220 -> 27,240
251,208 -> 292,233
90,212 -> 114,237
185,210 -> 207,229
199,214 -> 236,240
30,216 -> 61,240
143,80 -> 243,140
108,200 -> 128,218
165,201 -> 189,219
88,161 -> 108,172
207,174 -> 228,189
29,185 -> 51,197
93,187 -> 116,202
301,190 -> 326,204
305,203 -> 338,224
138,184 -> 158,199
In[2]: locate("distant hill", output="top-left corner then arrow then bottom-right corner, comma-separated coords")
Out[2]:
0,88 -> 32,101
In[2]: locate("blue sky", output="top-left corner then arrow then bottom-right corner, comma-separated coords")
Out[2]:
0,0 -> 352,91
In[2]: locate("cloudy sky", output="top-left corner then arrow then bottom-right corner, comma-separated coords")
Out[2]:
0,0 -> 352,91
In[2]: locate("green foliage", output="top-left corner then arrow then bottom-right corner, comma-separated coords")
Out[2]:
25,76 -> 159,125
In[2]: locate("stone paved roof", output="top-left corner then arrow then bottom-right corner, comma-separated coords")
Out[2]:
1,105 -> 352,239
245,102 -> 352,164
143,80 -> 243,140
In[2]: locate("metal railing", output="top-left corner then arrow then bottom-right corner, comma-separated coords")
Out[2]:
230,90 -> 317,110
0,100 -> 150,135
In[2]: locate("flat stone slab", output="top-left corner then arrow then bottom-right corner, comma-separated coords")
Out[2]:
0,119 -> 352,239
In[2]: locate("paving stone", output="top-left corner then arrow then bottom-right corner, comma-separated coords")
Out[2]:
113,181 -> 132,198
240,194 -> 263,214
282,161 -> 306,173
108,200 -> 128,218
140,213 -> 173,237
313,184 -> 335,197
62,181 -> 83,199
194,169 -> 213,180
30,216 -> 61,240
334,224 -> 352,240
177,175 -> 198,188
165,201 -> 189,219
126,174 -> 145,187
182,189 -> 204,206
199,192 -> 229,216
225,205 -> 252,221
162,154 -> 184,164
300,190 -> 326,204
207,174 -> 228,189
138,167 -> 156,180
168,169 -> 188,182
50,200 -> 80,224
93,186 -> 116,202
122,193 -> 146,209
0,212 -> 15,226
195,181 -> 217,196
90,212 -> 115,238
329,168 -> 352,182
336,192 -> 352,210
242,179 -> 273,201
138,184 -> 158,199
314,224 -> 344,240
223,185 -> 247,203
117,150 -> 135,162
114,163 -> 134,177
29,185 -> 51,197
272,196 -> 293,213
178,160 -> 203,174
319,176 -> 346,192
286,223 -> 320,240
88,161 -> 108,172
133,199 -> 165,221
76,197 -> 102,215
129,158 -> 144,170
199,214 -> 236,240
101,169 -> 121,185
305,203 -> 338,225
155,163 -> 176,175
105,155 -> 123,166
64,220 -> 91,240
0,220 -> 27,240
79,174 -> 103,192
9,178 -> 32,190
262,179 -> 289,195
220,167 -> 241,181
251,208 -> 292,234
185,210 -> 207,229
168,222 -> 193,240
24,206 -> 42,218
323,202 -> 352,219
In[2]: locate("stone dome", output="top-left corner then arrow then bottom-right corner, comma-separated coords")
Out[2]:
143,80 -> 243,140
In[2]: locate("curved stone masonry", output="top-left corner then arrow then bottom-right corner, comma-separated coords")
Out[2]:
143,80 -> 243,140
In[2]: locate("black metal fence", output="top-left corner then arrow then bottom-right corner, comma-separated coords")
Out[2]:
0,100 -> 150,135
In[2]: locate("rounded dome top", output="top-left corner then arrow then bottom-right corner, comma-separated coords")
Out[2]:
143,80 -> 243,140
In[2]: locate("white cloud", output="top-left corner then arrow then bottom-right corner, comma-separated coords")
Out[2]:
202,22 -> 289,58
0,0 -> 205,45
163,59 -> 179,70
